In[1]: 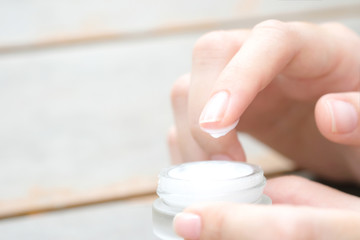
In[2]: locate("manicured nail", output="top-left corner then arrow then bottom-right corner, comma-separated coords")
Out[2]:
200,119 -> 239,138
211,154 -> 233,160
173,212 -> 201,240
200,91 -> 230,125
326,99 -> 358,134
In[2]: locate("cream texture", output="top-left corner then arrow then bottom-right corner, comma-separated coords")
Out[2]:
168,160 -> 253,180
200,119 -> 239,138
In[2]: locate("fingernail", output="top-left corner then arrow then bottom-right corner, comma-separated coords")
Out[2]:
200,119 -> 239,138
211,154 -> 232,160
200,91 -> 229,125
326,99 -> 358,134
173,212 -> 201,240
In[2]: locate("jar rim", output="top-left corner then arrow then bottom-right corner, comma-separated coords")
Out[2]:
159,160 -> 263,183
157,161 -> 266,207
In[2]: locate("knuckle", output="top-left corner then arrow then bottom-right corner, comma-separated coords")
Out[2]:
277,214 -> 310,240
193,31 -> 229,56
167,126 -> 177,145
265,208 -> 307,240
170,74 -> 190,106
200,205 -> 232,240
321,22 -> 359,41
273,223 -> 298,240
212,213 -> 227,240
253,19 -> 292,42
254,19 -> 287,32
321,21 -> 349,31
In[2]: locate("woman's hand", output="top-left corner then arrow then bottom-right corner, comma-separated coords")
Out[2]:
168,20 -> 360,182
173,176 -> 360,240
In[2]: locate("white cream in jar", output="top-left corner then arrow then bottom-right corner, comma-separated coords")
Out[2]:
152,160 -> 271,240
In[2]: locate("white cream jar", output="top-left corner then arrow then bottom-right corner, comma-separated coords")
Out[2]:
152,161 -> 271,240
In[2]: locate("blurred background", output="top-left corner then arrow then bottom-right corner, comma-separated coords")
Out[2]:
0,0 -> 359,239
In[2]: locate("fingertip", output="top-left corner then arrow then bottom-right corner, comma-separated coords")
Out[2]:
326,99 -> 358,134
200,119 -> 239,138
173,212 -> 202,240
315,93 -> 360,145
191,121 -> 246,162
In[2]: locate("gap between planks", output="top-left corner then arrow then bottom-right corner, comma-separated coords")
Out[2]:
0,3 -> 359,55
0,177 -> 158,220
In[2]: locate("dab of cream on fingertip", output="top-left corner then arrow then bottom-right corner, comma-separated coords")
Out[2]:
200,119 -> 239,138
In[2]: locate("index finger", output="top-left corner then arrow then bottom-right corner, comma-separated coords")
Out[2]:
197,20 -> 344,133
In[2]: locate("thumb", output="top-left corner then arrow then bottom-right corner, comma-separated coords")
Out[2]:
173,203 -> 360,240
315,92 -> 360,146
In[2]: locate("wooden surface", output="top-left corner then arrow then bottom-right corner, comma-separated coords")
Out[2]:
0,1 -> 359,238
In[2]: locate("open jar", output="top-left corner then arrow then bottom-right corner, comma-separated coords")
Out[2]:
152,161 -> 271,240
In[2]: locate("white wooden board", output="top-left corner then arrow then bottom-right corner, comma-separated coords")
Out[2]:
0,200 -> 160,240
0,0 -> 359,48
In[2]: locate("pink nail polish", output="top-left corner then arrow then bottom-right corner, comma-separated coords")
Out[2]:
173,212 -> 201,240
200,91 -> 229,124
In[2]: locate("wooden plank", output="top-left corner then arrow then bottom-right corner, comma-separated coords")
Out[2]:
0,1 -> 359,51
0,34 -> 195,204
0,200 -> 160,240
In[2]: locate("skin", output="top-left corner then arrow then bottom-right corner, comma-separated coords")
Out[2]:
168,20 -> 360,239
